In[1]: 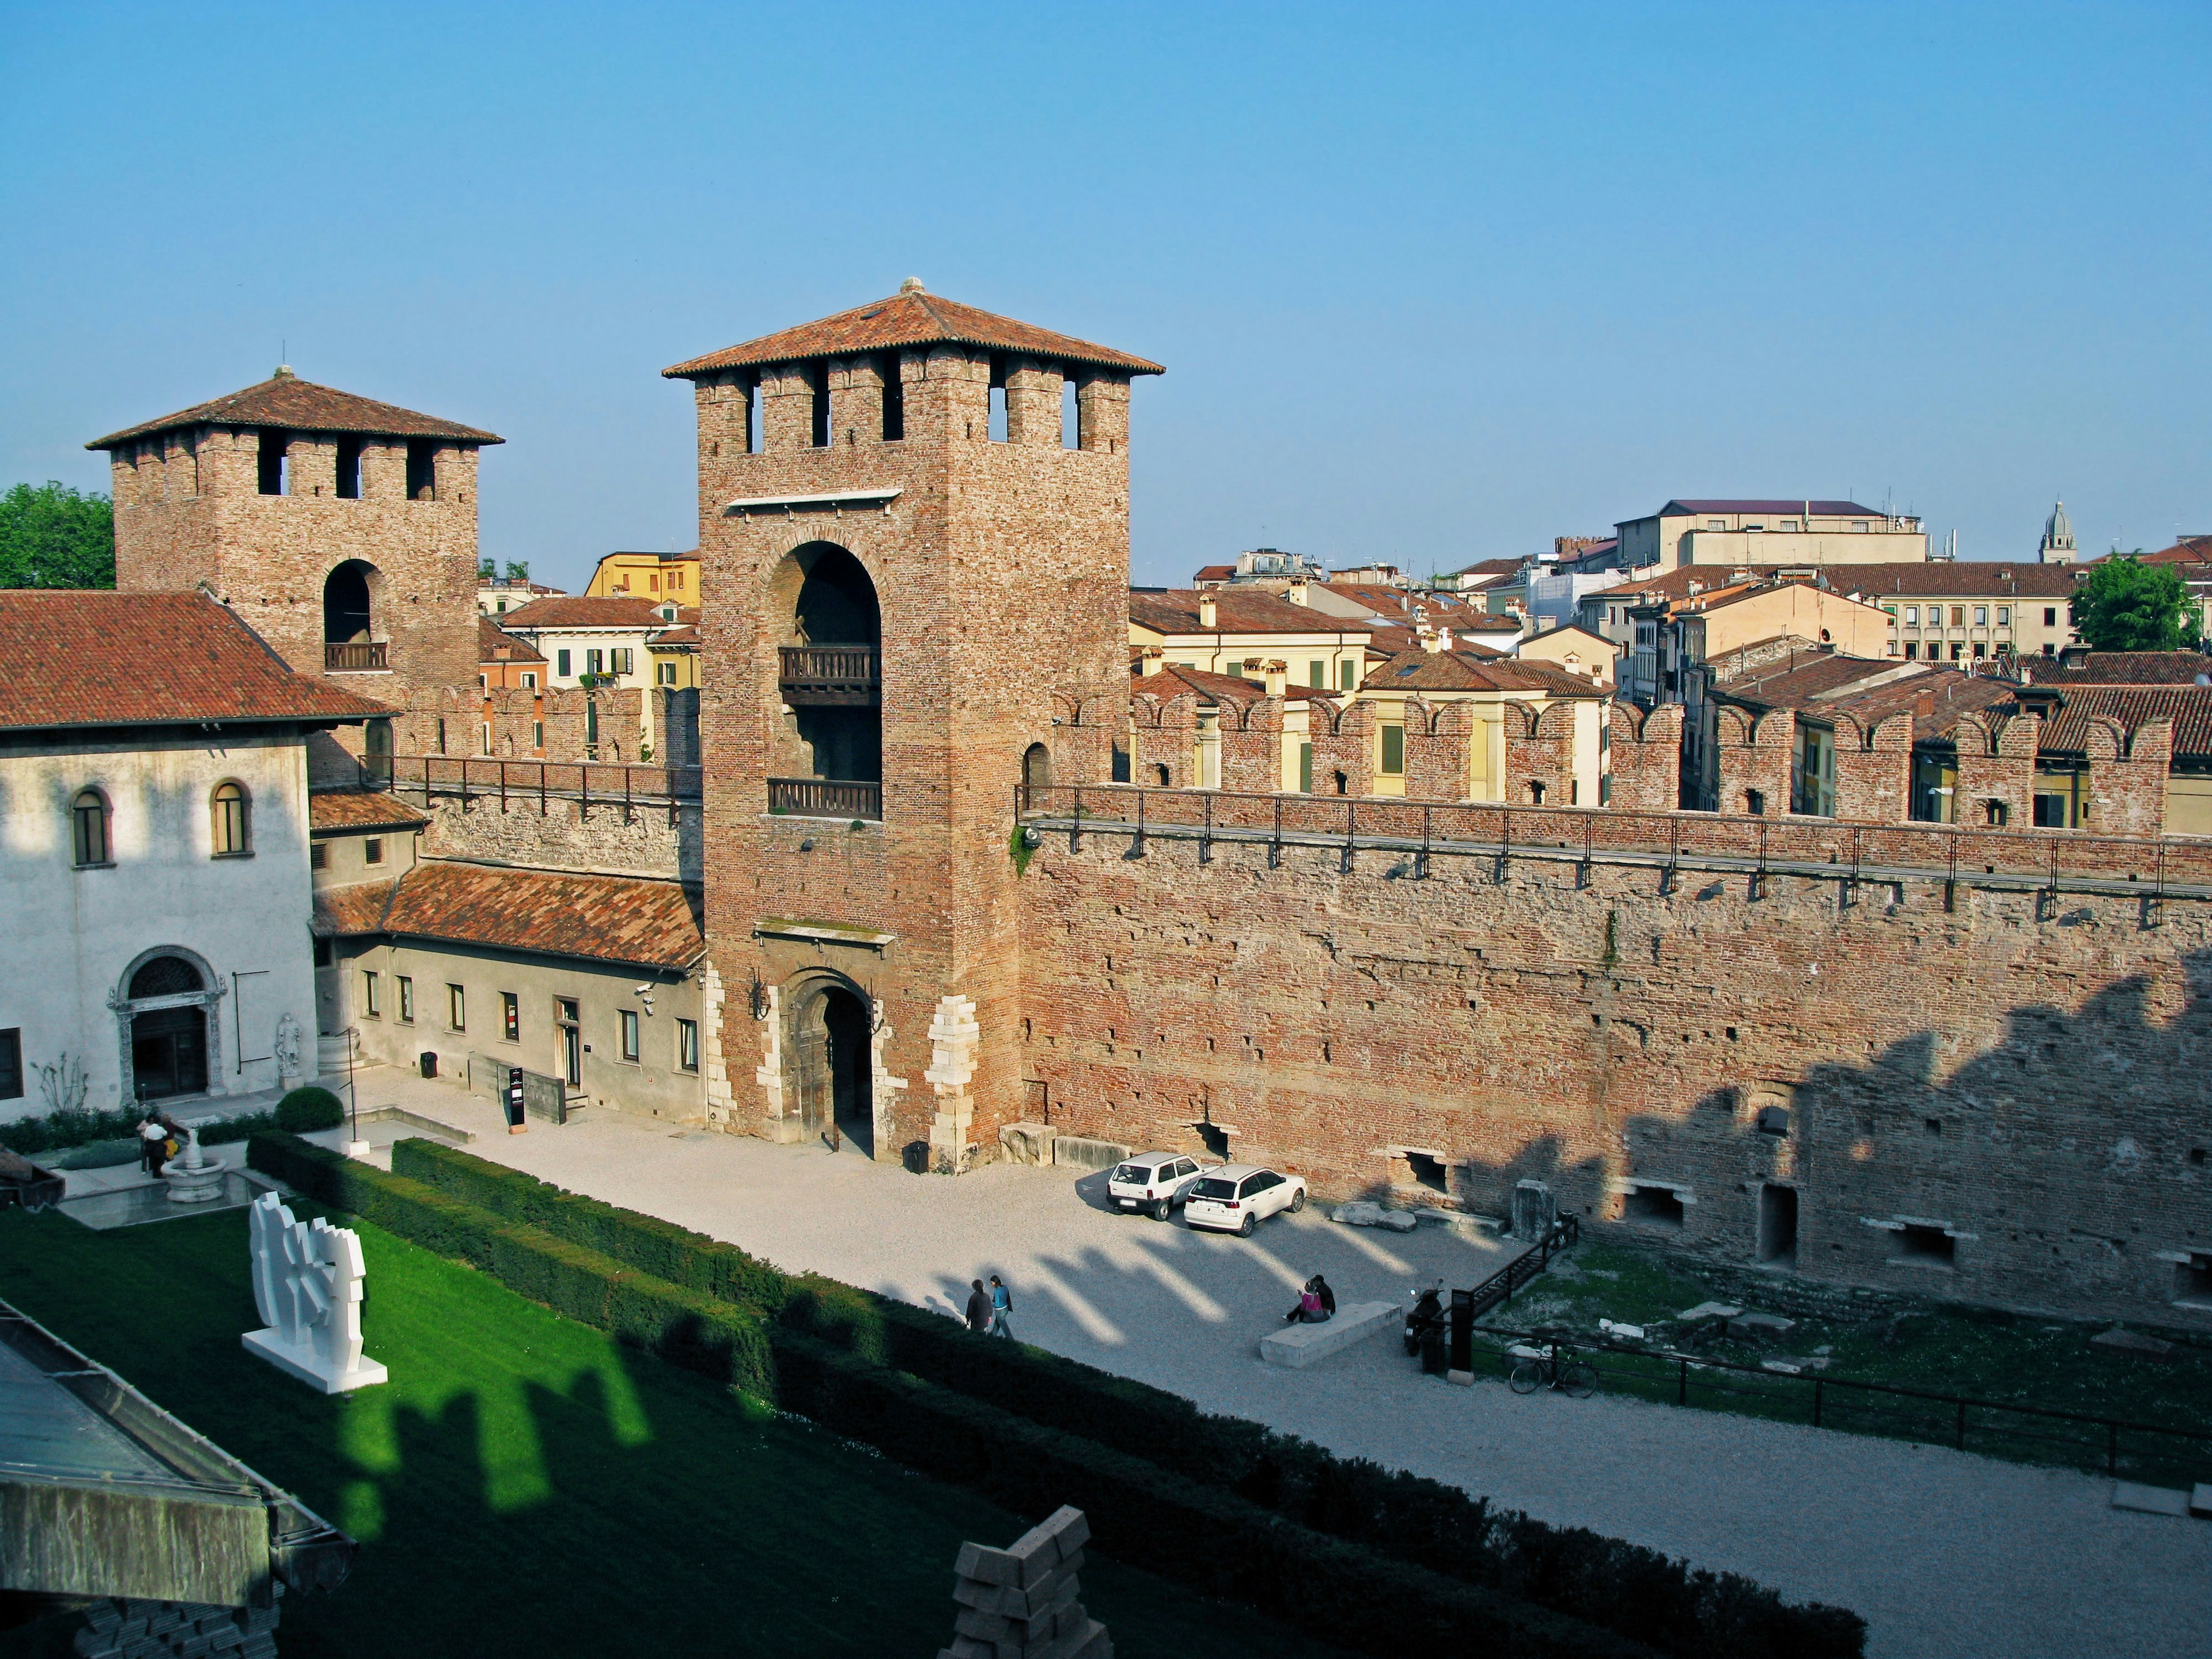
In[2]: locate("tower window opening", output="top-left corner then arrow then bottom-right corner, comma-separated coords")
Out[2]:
748,378 -> 765,453
809,363 -> 830,448
1062,377 -> 1078,449
988,361 -> 1008,443
405,440 -> 437,501
880,354 -> 904,442
335,435 -> 363,499
257,430 -> 287,495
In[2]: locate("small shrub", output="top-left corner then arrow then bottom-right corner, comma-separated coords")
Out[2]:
276,1087 -> 345,1134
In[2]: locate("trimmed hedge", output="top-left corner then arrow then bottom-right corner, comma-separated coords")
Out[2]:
247,1134 -> 772,1397
276,1087 -> 346,1134
380,1137 -> 1861,1659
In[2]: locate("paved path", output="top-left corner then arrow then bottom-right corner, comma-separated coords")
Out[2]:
337,1068 -> 2212,1659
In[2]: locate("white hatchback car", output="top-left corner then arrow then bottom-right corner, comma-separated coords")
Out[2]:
1107,1153 -> 1211,1220
1181,1163 -> 1308,1237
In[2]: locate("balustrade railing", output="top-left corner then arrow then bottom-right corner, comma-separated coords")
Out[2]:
777,646 -> 880,704
324,641 -> 389,672
767,777 -> 882,821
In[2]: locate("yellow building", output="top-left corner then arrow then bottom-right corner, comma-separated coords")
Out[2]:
1351,648 -> 1611,805
1129,588 -> 1373,691
587,550 -> 703,607
648,619 -> 701,690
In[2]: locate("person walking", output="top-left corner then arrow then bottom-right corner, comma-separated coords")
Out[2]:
964,1279 -> 991,1334
987,1275 -> 1014,1339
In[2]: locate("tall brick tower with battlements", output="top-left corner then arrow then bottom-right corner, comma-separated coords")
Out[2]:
665,281 -> 1161,1165
89,370 -> 500,710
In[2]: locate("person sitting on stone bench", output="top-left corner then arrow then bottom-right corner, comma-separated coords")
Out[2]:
1285,1274 -> 1338,1324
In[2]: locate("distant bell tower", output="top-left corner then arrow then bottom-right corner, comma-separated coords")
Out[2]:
665,281 -> 1161,1165
88,369 -> 500,700
2039,499 -> 2077,565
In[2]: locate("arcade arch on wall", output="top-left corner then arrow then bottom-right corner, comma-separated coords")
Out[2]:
774,965 -> 896,1158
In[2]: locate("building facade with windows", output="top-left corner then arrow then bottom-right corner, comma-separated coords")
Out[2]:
1129,588 -> 1375,692
586,550 -> 702,607
0,591 -> 386,1122
1615,499 -> 1927,571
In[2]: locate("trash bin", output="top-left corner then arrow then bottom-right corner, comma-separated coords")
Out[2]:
419,1052 -> 438,1079
902,1139 -> 930,1175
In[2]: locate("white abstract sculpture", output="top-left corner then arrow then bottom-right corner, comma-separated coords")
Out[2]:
241,1191 -> 388,1394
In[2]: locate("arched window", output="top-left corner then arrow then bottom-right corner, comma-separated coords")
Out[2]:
210,782 -> 250,857
1986,800 -> 2009,827
1022,743 -> 1054,794
1744,789 -> 1766,816
72,789 -> 111,866
130,955 -> 204,998
1151,763 -> 1171,787
1331,770 -> 1349,795
1528,779 -> 1547,805
323,561 -> 374,644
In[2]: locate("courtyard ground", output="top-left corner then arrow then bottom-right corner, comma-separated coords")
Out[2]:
0,1200 -> 1350,1659
260,1064 -> 2212,1659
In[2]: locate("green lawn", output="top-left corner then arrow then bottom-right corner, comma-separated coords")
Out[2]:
1484,1241 -> 2212,1485
0,1205 -> 1349,1659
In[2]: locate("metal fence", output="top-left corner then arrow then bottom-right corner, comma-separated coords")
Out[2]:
1469,1321 -> 2212,1490
1017,782 -> 2212,900
384,755 -> 702,817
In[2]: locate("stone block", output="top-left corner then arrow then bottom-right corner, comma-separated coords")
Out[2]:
955,1541 -> 1024,1588
1597,1319 -> 1645,1340
1727,1312 -> 1794,1342
1512,1178 -> 1555,1239
1676,1301 -> 1742,1322
1331,1201 -> 1382,1226
2092,1327 -> 2175,1357
2111,1481 -> 2192,1517
1260,1301 -> 1397,1368
1051,1136 -> 1130,1171
1373,1209 -> 1418,1233
999,1122 -> 1057,1166
2191,1483 -> 2212,1518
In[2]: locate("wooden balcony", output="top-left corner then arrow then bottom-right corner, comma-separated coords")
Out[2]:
325,641 -> 389,672
768,777 -> 882,821
778,645 -> 879,706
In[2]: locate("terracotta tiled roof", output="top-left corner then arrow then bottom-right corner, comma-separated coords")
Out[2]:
1130,664 -> 1335,703
664,285 -> 1163,379
1830,563 -> 2085,599
495,595 -> 666,631
89,373 -> 500,449
1445,557 -> 1527,582
1362,649 -> 1604,698
1715,657 -> 2024,742
2104,537 -> 2212,569
2021,652 -> 2212,686
1655,499 -> 1884,517
478,618 -> 546,663
649,624 -> 701,646
313,880 -> 399,935
309,791 -> 430,832
1130,588 -> 1364,637
378,862 -> 704,969
1192,565 -> 1236,583
0,592 -> 395,732
2038,686 -> 2212,759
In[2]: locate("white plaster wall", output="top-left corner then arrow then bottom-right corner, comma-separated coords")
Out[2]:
0,732 -> 317,1122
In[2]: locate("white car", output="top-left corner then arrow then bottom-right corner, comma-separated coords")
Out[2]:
1107,1153 -> 1211,1220
1181,1163 -> 1308,1237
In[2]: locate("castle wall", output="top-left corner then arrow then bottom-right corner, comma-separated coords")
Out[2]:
1012,819 -> 2212,1328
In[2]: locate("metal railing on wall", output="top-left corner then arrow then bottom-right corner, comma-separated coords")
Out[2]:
384,755 -> 702,823
767,777 -> 882,821
1014,782 -> 2212,904
1469,1320 -> 2212,1490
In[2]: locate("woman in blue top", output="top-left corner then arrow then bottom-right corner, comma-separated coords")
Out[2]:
987,1275 -> 1013,1339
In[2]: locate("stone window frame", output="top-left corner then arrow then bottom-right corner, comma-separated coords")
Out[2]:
71,786 -> 113,869
106,944 -> 228,1104
210,779 -> 252,858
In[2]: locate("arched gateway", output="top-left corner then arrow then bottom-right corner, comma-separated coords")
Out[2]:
785,972 -> 875,1154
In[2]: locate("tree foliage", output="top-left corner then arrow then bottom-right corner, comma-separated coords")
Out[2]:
2070,555 -> 2202,651
0,480 -> 115,589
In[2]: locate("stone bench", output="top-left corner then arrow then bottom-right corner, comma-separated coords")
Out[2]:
1259,1301 -> 1397,1369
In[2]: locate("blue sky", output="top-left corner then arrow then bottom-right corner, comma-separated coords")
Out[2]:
3,3 -> 2205,590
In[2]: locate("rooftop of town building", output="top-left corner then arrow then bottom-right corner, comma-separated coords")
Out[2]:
88,368 -> 501,450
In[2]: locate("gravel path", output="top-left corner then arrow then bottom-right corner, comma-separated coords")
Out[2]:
335,1071 -> 2212,1659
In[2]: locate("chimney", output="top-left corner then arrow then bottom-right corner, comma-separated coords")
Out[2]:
1198,594 -> 1217,629
1286,579 -> 1309,607
1263,659 -> 1288,695
1420,625 -> 1450,654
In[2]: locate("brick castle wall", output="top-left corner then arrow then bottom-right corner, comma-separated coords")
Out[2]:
1012,823 -> 2212,1328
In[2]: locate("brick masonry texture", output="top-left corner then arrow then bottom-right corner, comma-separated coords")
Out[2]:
684,341 -> 1135,1158
1010,828 -> 2212,1330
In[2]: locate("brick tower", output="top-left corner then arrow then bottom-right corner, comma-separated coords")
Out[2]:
666,282 -> 1161,1165
89,370 -> 499,703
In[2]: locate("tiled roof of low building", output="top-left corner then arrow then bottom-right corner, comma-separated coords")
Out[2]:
89,372 -> 500,449
1716,656 -> 2022,741
309,791 -> 431,832
649,624 -> 701,646
1130,588 -> 1363,636
494,594 -> 667,630
1192,564 -> 1236,582
478,618 -> 546,662
2021,652 -> 2212,686
1363,649 -> 1605,698
1130,665 -> 1334,702
1446,556 -> 1528,581
664,285 -> 1163,378
1589,562 -> 2086,603
313,880 -> 399,935
2039,686 -> 2212,759
365,861 -> 704,969
0,592 -> 393,732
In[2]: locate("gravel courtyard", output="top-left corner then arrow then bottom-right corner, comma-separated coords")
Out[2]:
316,1070 -> 2209,1659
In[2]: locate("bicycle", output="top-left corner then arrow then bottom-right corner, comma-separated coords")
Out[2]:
1509,1343 -> 1596,1399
